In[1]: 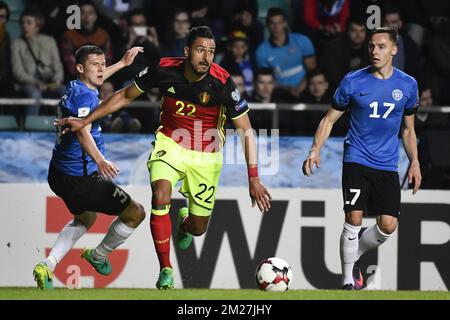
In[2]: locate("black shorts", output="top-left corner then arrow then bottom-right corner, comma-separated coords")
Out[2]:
342,162 -> 400,218
48,163 -> 131,215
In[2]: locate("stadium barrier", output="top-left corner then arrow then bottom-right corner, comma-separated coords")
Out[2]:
0,184 -> 448,290
1,98 -> 450,129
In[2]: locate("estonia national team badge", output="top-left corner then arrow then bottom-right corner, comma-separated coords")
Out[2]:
199,92 -> 210,105
392,89 -> 403,101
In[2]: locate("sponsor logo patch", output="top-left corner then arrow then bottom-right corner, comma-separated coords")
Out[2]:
235,99 -> 248,112
77,107 -> 90,117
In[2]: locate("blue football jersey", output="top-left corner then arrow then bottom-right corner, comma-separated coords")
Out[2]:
51,80 -> 105,176
332,66 -> 419,171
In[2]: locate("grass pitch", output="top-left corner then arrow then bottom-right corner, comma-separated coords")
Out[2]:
0,288 -> 449,300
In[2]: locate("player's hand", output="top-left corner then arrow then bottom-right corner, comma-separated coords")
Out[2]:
408,160 -> 421,194
54,117 -> 85,134
302,149 -> 321,176
121,46 -> 144,67
98,159 -> 120,180
249,177 -> 272,213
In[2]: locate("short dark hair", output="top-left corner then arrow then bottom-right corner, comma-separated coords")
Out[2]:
78,0 -> 97,13
185,26 -> 215,48
127,8 -> 146,25
369,26 -> 398,44
306,68 -> 327,82
254,68 -> 274,80
383,5 -> 402,20
75,45 -> 104,65
266,7 -> 287,24
20,9 -> 44,29
0,1 -> 10,21
346,15 -> 366,30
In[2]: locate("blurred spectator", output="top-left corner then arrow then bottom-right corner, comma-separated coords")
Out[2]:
220,30 -> 254,96
92,0 -> 143,21
383,6 -> 422,82
114,9 -> 160,88
425,14 -> 450,105
249,68 -> 292,131
320,16 -> 369,92
0,0 -> 14,101
416,86 -> 450,189
189,0 -> 225,42
415,87 -> 448,135
11,9 -> 65,116
300,69 -> 332,103
26,0 -> 74,44
161,8 -> 190,57
229,3 -> 264,57
99,81 -> 142,133
230,71 -> 246,98
304,0 -> 350,51
61,0 -> 113,79
300,68 -> 348,135
256,7 -> 316,101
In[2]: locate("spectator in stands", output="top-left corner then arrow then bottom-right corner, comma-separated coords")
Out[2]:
249,68 -> 291,131
300,69 -> 332,104
415,87 -> 448,135
303,0 -> 350,50
229,3 -> 265,58
320,16 -> 369,92
61,0 -> 113,79
383,6 -> 422,83
425,14 -> 450,105
300,69 -> 348,136
220,30 -> 254,96
230,71 -> 246,98
99,81 -> 142,133
114,9 -> 160,90
11,8 -> 65,116
161,8 -> 191,57
0,1 -> 14,101
256,7 -> 316,101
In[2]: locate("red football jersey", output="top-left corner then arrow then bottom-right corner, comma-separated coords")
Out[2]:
134,57 -> 249,152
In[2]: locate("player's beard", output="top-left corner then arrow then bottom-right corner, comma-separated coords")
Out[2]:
193,61 -> 211,75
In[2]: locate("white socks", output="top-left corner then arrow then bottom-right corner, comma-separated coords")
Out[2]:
340,222 -> 361,286
45,219 -> 87,272
356,224 -> 391,260
93,218 -> 135,260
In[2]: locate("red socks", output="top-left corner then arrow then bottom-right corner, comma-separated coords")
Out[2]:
150,214 -> 172,269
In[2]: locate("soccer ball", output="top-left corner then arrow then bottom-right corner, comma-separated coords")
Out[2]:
255,257 -> 293,291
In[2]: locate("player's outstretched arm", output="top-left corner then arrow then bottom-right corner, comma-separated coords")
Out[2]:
76,123 -> 119,180
56,83 -> 144,133
103,46 -> 144,81
402,114 -> 421,194
232,113 -> 272,213
302,107 -> 344,176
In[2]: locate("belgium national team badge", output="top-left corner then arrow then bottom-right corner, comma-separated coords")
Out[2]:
199,92 -> 210,105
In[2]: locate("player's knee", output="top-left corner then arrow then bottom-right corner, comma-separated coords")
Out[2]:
134,202 -> 146,224
190,226 -> 206,237
378,221 -> 397,235
120,200 -> 146,227
152,189 -> 171,206
189,219 -> 208,236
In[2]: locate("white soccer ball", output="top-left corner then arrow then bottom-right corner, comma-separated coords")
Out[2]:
255,257 -> 293,291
